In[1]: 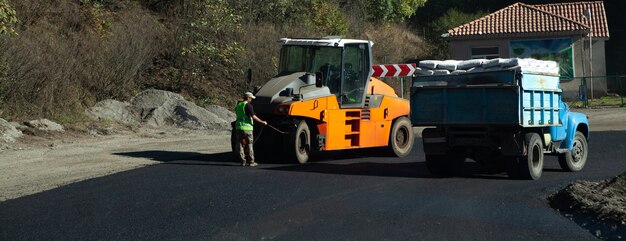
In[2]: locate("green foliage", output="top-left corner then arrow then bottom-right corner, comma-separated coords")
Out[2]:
227,0 -> 309,24
181,0 -> 245,71
428,8 -> 486,57
0,0 -> 434,122
311,1 -> 348,35
0,0 -> 17,35
367,0 -> 426,23
431,8 -> 485,38
54,111 -> 91,125
79,0 -> 114,35
79,0 -> 113,9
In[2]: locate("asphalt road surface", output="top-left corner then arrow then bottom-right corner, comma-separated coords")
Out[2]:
1,130 -> 625,241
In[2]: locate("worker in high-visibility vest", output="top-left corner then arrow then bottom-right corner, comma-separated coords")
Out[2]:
235,92 -> 267,167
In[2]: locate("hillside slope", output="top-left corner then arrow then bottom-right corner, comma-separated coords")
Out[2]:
0,0 -> 430,122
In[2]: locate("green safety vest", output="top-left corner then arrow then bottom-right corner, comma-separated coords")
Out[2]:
235,101 -> 254,131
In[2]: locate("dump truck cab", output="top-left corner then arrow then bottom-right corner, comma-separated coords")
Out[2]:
240,37 -> 413,164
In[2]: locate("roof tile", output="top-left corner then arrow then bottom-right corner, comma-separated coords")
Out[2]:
447,1 -> 609,38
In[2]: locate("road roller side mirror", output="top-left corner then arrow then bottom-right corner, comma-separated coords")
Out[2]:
315,72 -> 324,87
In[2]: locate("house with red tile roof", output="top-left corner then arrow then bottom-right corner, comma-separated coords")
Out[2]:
443,1 -> 609,99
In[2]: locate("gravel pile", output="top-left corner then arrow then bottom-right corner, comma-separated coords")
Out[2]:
87,89 -> 235,130
86,99 -> 140,126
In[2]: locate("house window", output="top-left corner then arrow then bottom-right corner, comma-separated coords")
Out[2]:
471,47 -> 499,59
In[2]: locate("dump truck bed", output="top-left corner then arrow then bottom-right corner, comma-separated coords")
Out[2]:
410,69 -> 561,127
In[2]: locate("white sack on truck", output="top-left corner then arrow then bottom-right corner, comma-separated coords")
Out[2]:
457,59 -> 485,70
437,60 -> 462,71
418,60 -> 441,69
415,67 -> 434,76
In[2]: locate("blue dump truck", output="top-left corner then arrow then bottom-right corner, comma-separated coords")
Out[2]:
410,60 -> 589,180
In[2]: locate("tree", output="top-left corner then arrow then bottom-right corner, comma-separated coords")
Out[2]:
0,0 -> 17,35
311,1 -> 348,35
227,0 -> 309,25
367,0 -> 427,23
182,0 -> 244,70
428,8 -> 485,57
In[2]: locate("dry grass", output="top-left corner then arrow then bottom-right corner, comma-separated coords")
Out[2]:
1,1 -> 163,121
0,0 -> 431,122
363,24 -> 432,97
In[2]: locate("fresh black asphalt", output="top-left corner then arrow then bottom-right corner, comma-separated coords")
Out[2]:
1,131 -> 625,241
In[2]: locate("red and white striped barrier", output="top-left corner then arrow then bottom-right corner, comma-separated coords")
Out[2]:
371,64 -> 416,77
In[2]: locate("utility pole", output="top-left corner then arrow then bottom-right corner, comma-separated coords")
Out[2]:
588,9 -> 593,100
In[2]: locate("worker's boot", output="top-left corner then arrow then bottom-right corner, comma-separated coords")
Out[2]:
248,162 -> 258,167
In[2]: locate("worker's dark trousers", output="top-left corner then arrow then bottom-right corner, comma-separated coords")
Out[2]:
235,129 -> 254,164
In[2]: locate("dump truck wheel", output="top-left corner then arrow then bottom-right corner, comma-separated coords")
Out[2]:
507,133 -> 543,180
388,117 -> 414,157
558,131 -> 588,172
287,120 -> 310,164
425,154 -> 465,177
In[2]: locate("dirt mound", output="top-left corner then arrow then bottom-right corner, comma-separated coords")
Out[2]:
550,173 -> 626,224
205,105 -> 236,123
144,99 -> 231,130
130,89 -> 185,111
87,89 -> 235,130
85,99 -> 140,126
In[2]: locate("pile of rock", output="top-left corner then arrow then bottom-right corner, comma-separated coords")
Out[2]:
416,58 -> 560,76
0,118 -> 23,143
86,89 -> 236,130
0,118 -> 65,144
550,171 -> 626,224
1,89 -> 236,144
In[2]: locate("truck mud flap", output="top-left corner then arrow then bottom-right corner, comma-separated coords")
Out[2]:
501,132 -> 525,156
422,128 -> 448,155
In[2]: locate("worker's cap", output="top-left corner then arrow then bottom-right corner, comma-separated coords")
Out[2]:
243,92 -> 256,99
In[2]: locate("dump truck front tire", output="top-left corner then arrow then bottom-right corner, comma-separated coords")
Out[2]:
558,131 -> 588,172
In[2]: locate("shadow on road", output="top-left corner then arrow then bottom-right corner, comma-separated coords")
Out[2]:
266,161 -> 431,178
113,150 -> 237,166
266,159 -> 515,180
114,150 -> 514,179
